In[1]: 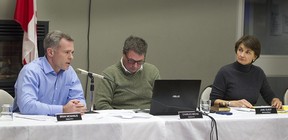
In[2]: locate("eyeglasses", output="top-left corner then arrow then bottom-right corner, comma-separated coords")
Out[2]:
125,55 -> 145,65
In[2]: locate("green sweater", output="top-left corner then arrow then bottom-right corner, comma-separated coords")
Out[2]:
94,61 -> 160,110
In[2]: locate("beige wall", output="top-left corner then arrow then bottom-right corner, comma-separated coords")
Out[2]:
0,0 -> 242,105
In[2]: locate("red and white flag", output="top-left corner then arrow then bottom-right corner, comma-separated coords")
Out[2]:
14,0 -> 38,65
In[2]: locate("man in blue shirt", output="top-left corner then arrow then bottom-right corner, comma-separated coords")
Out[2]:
13,30 -> 87,115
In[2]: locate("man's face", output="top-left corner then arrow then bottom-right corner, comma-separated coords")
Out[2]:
49,38 -> 74,73
123,50 -> 145,74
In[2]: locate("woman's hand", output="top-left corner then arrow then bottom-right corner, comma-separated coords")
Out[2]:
271,98 -> 282,109
230,99 -> 253,108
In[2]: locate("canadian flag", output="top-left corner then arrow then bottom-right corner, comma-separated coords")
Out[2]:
14,0 -> 38,65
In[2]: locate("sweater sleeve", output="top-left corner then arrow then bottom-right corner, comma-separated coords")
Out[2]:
94,75 -> 115,110
259,73 -> 276,105
210,68 -> 226,106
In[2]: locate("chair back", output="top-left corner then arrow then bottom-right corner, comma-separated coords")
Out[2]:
284,89 -> 288,105
0,89 -> 14,112
200,85 -> 212,101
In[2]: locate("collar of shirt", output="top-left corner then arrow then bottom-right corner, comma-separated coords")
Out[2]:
120,57 -> 143,74
42,56 -> 64,75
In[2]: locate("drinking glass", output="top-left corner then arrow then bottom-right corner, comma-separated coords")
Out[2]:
200,100 -> 211,114
0,104 -> 13,121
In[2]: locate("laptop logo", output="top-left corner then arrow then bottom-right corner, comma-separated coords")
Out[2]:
172,95 -> 180,98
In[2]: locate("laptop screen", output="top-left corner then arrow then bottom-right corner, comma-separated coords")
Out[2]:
150,79 -> 201,115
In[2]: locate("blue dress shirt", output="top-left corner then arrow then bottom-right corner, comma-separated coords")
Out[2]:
13,56 -> 86,115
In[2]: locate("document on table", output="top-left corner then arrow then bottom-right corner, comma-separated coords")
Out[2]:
94,109 -> 153,119
14,113 -> 56,121
232,107 -> 255,112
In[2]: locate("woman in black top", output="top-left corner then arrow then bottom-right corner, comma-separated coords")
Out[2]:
210,35 -> 282,109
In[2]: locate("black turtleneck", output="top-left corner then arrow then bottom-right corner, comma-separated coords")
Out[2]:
210,61 -> 276,106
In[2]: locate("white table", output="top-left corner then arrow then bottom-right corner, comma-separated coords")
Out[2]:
163,108 -> 288,140
0,108 -> 288,140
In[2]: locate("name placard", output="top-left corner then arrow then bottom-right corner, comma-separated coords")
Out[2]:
56,113 -> 82,121
255,107 -> 277,114
178,111 -> 203,119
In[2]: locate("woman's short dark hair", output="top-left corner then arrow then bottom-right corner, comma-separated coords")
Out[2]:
235,35 -> 261,60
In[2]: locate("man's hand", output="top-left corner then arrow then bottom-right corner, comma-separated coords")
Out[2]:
63,100 -> 87,114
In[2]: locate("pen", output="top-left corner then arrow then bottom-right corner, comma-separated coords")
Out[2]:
216,112 -> 233,115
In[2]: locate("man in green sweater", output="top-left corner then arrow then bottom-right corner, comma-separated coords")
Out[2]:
94,35 -> 160,110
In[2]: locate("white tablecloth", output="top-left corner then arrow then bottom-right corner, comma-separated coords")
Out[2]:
163,107 -> 288,140
0,108 -> 288,140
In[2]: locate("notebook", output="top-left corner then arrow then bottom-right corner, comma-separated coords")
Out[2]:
149,79 -> 201,115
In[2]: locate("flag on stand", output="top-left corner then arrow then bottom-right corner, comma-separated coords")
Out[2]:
14,0 -> 38,65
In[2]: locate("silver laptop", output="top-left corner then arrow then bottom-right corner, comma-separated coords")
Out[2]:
149,79 -> 201,115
